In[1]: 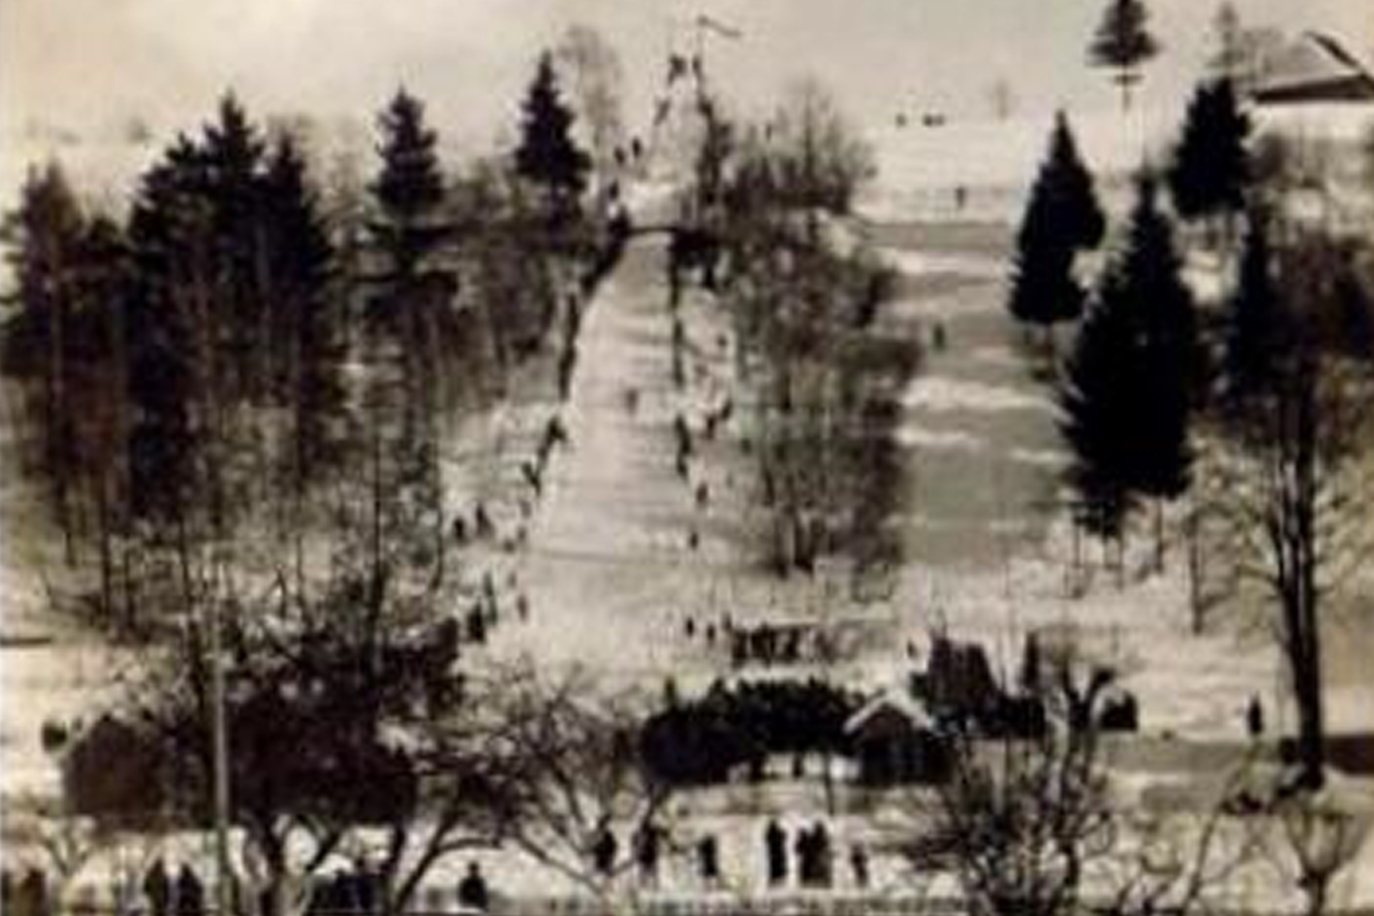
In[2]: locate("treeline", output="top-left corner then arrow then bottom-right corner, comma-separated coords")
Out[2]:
11,49 -> 636,916
0,58 -> 611,638
686,81 -> 916,589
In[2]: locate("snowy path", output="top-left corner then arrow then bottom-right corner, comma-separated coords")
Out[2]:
493,239 -> 728,676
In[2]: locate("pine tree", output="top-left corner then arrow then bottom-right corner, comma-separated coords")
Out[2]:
200,93 -> 269,403
1121,178 -> 1198,497
1008,113 -> 1106,343
1089,0 -> 1160,111
368,88 -> 454,422
1060,176 -> 1197,568
126,135 -> 210,525
515,52 -> 592,225
1119,176 -> 1197,516
367,90 -> 453,563
69,213 -> 136,626
1,161 -> 88,557
1222,210 -> 1286,411
371,89 -> 448,282
260,134 -> 345,491
1167,77 -> 1251,230
1060,260 -> 1140,550
1069,176 -> 1197,571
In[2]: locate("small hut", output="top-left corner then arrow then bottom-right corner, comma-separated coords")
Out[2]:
844,690 -> 948,785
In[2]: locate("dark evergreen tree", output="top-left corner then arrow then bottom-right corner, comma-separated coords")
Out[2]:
260,134 -> 346,490
371,89 -> 448,285
200,93 -> 269,403
368,88 -> 454,416
515,52 -> 592,224
1118,176 -> 1198,517
1008,113 -> 1106,342
1062,176 -> 1197,570
367,90 -> 454,565
1060,176 -> 1197,556
0,161 -> 88,556
126,135 -> 210,524
69,213 -> 137,626
1089,0 -> 1160,111
1221,210 -> 1287,411
1060,261 -> 1140,548
1167,77 -> 1251,229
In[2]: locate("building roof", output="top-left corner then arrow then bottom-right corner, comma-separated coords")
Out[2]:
1253,32 -> 1374,105
844,688 -> 934,735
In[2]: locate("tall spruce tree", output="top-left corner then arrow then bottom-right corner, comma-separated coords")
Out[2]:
1,161 -> 88,557
368,89 -> 453,559
371,90 -> 448,284
1089,0 -> 1160,111
1119,177 -> 1198,570
1060,176 -> 1197,569
261,134 -> 345,493
369,88 -> 453,419
70,213 -> 137,625
1167,77 -> 1251,231
201,93 -> 270,403
1008,112 -> 1106,345
1221,210 -> 1286,412
515,52 -> 591,225
1060,259 -> 1140,553
126,135 -> 210,525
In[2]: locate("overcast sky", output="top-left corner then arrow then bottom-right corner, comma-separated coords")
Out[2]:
3,0 -> 1373,151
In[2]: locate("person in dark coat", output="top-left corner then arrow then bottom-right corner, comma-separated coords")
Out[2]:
474,502 -> 494,539
765,819 -> 788,886
813,823 -> 833,888
1247,695 -> 1265,739
143,861 -> 171,916
850,843 -> 869,890
592,825 -> 618,877
697,835 -> 720,886
794,827 -> 811,886
634,823 -> 662,885
175,865 -> 204,916
457,862 -> 489,911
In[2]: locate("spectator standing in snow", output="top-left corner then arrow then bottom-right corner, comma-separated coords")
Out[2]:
634,823 -> 662,885
1246,695 -> 1264,739
697,835 -> 720,887
457,862 -> 489,911
850,843 -> 869,890
174,865 -> 204,916
143,861 -> 171,916
593,825 -> 619,877
765,819 -> 788,886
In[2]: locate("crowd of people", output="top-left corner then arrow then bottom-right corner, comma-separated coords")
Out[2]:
2,816 -> 882,916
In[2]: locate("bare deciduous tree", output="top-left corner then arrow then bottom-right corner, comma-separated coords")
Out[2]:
906,662 -> 1265,916
1205,218 -> 1374,787
493,667 -> 674,909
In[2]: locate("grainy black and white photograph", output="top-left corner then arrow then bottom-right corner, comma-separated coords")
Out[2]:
3,0 -> 1374,913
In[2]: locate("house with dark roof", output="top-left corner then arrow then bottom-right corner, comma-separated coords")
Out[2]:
844,689 -> 949,785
